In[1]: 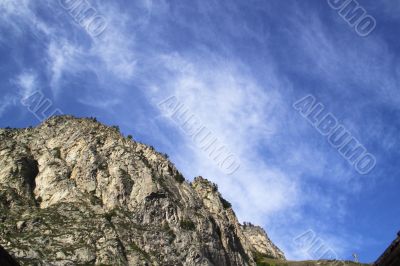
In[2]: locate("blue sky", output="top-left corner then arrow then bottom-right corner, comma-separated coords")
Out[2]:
0,0 -> 399,262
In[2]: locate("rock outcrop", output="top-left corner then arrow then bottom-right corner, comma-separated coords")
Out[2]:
0,116 -> 284,265
241,223 -> 285,260
374,231 -> 400,266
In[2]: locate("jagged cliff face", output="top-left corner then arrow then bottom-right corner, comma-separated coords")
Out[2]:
0,116 -> 284,265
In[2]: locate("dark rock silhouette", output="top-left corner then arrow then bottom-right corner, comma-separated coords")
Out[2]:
0,245 -> 20,266
374,232 -> 400,266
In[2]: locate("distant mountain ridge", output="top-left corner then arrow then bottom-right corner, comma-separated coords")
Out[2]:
0,116 -> 284,265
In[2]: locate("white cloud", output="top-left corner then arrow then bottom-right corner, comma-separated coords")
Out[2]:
46,39 -> 86,95
288,5 -> 400,108
0,94 -> 16,117
89,3 -> 138,81
0,0 -> 52,40
146,53 -> 301,222
14,71 -> 39,99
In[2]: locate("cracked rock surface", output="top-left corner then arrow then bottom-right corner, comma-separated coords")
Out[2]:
0,116 -> 285,265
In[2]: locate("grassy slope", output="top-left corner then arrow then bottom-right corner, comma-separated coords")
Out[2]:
256,258 -> 371,266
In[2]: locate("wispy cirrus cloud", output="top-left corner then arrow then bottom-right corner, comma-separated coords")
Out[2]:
148,52 -> 300,219
2,1 -> 360,259
1,0 -> 398,262
14,70 -> 39,99
0,94 -> 16,117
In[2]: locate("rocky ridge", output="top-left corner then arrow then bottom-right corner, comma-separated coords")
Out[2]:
241,223 -> 285,260
0,116 -> 285,265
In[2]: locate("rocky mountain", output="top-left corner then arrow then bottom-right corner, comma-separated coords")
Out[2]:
0,116 -> 285,265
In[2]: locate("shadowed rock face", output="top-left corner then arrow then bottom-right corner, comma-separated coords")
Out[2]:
374,232 -> 400,266
0,245 -> 20,266
0,116 -> 284,265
